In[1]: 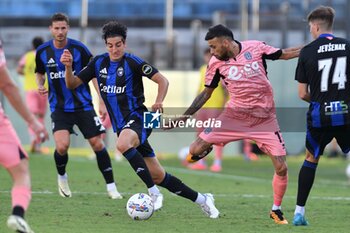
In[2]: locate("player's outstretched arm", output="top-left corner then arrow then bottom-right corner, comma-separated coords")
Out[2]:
184,87 -> 214,116
150,72 -> 169,112
0,65 -> 49,141
279,45 -> 304,60
60,49 -> 83,89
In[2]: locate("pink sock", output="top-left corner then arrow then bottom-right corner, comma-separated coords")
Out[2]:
272,173 -> 288,206
12,186 -> 31,210
214,145 -> 223,160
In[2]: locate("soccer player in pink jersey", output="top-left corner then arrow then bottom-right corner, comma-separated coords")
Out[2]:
176,24 -> 302,224
0,39 -> 48,233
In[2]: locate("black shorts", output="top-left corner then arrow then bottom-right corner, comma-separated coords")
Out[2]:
117,111 -> 155,157
306,125 -> 350,158
51,110 -> 105,139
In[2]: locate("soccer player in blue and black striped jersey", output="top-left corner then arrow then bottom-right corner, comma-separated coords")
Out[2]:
61,20 -> 220,218
35,13 -> 122,200
294,6 -> 350,226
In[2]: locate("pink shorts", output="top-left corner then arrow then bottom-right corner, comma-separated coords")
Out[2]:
0,115 -> 28,168
195,108 -> 222,134
199,110 -> 286,156
26,91 -> 47,115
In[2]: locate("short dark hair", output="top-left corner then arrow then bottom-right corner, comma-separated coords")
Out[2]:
101,21 -> 127,42
205,24 -> 234,41
51,13 -> 69,25
307,6 -> 335,30
32,36 -> 44,49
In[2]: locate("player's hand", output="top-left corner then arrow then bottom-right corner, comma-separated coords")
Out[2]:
151,102 -> 163,113
99,101 -> 108,122
38,85 -> 48,95
60,49 -> 73,67
28,118 -> 49,143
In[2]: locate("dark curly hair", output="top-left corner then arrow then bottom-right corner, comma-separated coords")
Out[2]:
102,21 -> 127,43
51,13 -> 69,25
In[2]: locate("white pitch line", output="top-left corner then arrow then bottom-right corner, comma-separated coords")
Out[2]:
0,190 -> 350,201
75,157 -> 350,187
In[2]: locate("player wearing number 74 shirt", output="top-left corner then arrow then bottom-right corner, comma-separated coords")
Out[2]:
293,6 -> 350,226
172,24 -> 302,224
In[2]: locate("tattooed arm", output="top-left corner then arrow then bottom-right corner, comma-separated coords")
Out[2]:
164,87 -> 214,130
183,87 -> 214,116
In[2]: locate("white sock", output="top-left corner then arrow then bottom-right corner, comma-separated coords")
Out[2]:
294,205 -> 305,215
106,183 -> 117,192
58,173 -> 68,180
195,193 -> 206,205
148,185 -> 160,195
272,204 -> 281,211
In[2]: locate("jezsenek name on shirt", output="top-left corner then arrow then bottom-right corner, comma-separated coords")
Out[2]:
317,43 -> 346,53
99,84 -> 126,94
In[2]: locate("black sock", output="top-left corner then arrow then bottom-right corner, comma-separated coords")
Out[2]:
54,150 -> 68,176
123,148 -> 154,188
95,148 -> 114,184
12,205 -> 24,218
159,173 -> 198,202
296,160 -> 318,206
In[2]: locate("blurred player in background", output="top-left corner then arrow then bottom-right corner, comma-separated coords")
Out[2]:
17,36 -> 48,154
293,6 -> 350,226
61,20 -> 220,218
175,24 -> 301,224
0,38 -> 49,233
187,48 -> 226,172
35,13 -> 122,199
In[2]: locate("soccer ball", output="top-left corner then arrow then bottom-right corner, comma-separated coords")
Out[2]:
178,146 -> 190,161
126,193 -> 154,220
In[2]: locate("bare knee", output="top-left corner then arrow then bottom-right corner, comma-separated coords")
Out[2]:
275,162 -> 288,176
55,143 -> 69,155
151,170 -> 166,184
88,136 -> 105,151
117,142 -> 134,154
8,159 -> 31,187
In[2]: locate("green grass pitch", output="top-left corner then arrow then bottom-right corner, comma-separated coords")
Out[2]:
0,152 -> 349,233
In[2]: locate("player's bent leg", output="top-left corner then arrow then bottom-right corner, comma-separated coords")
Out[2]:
88,136 -> 123,199
118,130 -> 161,207
53,131 -> 71,198
187,137 -> 213,163
145,157 -> 220,218
269,155 -> 288,224
293,149 -> 319,226
7,159 -> 34,233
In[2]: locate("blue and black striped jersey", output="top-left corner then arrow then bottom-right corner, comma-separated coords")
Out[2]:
35,38 -> 93,112
295,34 -> 350,128
77,52 -> 158,132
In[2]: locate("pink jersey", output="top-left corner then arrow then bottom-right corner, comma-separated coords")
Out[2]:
206,40 -> 281,119
0,40 -> 28,168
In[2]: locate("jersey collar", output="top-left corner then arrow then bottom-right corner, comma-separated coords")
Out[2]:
318,33 -> 334,39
